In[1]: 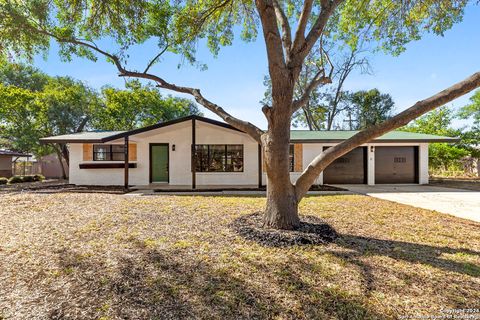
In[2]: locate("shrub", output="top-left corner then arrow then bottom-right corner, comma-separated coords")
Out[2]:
33,174 -> 45,182
8,176 -> 24,184
21,175 -> 36,183
0,177 -> 8,185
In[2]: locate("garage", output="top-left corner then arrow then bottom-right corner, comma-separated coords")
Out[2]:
323,147 -> 367,184
375,146 -> 418,184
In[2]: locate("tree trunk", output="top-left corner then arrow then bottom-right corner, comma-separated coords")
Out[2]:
264,179 -> 299,229
262,100 -> 300,230
60,143 -> 70,167
55,149 -> 67,180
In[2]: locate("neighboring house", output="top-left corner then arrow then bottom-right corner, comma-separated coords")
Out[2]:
40,115 -> 458,188
0,150 -> 32,178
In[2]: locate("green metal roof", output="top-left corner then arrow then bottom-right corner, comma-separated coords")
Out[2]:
290,130 -> 459,142
40,114 -> 459,144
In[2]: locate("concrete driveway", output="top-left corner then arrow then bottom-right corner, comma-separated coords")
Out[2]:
338,184 -> 480,223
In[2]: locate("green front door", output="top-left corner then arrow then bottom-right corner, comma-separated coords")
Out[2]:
151,144 -> 169,182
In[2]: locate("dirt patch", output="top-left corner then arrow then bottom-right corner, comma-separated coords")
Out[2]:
231,212 -> 338,247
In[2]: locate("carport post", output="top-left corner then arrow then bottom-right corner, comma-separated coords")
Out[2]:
124,136 -> 129,191
191,118 -> 196,189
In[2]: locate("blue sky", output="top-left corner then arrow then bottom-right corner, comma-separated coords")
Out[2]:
34,5 -> 480,129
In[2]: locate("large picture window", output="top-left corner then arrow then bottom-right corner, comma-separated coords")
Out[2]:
195,144 -> 243,172
93,144 -> 125,161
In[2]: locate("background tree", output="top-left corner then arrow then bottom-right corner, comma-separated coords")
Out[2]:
1,0 -> 479,229
0,62 -> 49,91
0,63 -> 200,177
0,84 -> 45,154
345,89 -> 394,130
404,106 -> 469,172
458,90 -> 480,175
459,89 -> 480,139
0,68 -> 98,177
91,80 -> 201,131
262,45 -> 370,130
37,76 -> 99,177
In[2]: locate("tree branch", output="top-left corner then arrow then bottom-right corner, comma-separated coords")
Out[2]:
290,0 -> 343,71
292,0 -> 314,51
38,29 -> 264,143
291,70 -> 331,112
143,42 -> 169,74
292,49 -> 334,112
272,0 -> 292,56
35,28 -> 126,72
118,70 -> 264,143
255,0 -> 288,73
295,71 -> 480,200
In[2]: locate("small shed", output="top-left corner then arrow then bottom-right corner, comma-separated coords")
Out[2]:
0,150 -> 32,178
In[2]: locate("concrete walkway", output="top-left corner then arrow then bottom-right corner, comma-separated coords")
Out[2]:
339,184 -> 480,223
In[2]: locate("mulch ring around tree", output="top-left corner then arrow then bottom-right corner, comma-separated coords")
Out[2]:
231,212 -> 338,247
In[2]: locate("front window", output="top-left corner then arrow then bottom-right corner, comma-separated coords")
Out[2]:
195,144 -> 243,172
93,144 -> 125,161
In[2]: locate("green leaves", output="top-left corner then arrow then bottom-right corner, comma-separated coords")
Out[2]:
459,89 -> 480,125
0,63 -> 200,156
0,0 -> 471,71
91,80 -> 201,131
336,0 -> 467,55
347,89 -> 394,130
403,106 -> 470,170
0,64 -> 98,156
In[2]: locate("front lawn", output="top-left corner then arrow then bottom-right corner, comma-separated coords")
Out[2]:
0,192 -> 478,319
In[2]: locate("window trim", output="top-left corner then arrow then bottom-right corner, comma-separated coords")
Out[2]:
93,144 -> 125,161
195,144 -> 244,173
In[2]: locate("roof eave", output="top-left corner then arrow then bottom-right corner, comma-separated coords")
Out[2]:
39,138 -> 105,144
290,138 -> 461,143
102,115 -> 244,142
0,152 -> 32,157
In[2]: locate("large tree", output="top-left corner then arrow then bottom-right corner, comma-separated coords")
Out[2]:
404,106 -> 469,171
2,0 -> 479,229
0,64 -> 200,177
459,89 -> 480,132
0,62 -> 49,91
458,90 -> 480,174
0,72 -> 98,177
345,89 -> 394,130
92,80 -> 201,131
262,44 -> 370,130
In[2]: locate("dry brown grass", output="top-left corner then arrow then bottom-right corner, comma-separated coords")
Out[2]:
0,192 -> 479,319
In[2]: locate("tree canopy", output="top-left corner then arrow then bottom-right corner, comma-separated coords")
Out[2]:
459,89 -> 480,131
0,63 -> 199,157
404,106 -> 469,171
346,89 -> 394,130
92,80 -> 200,131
